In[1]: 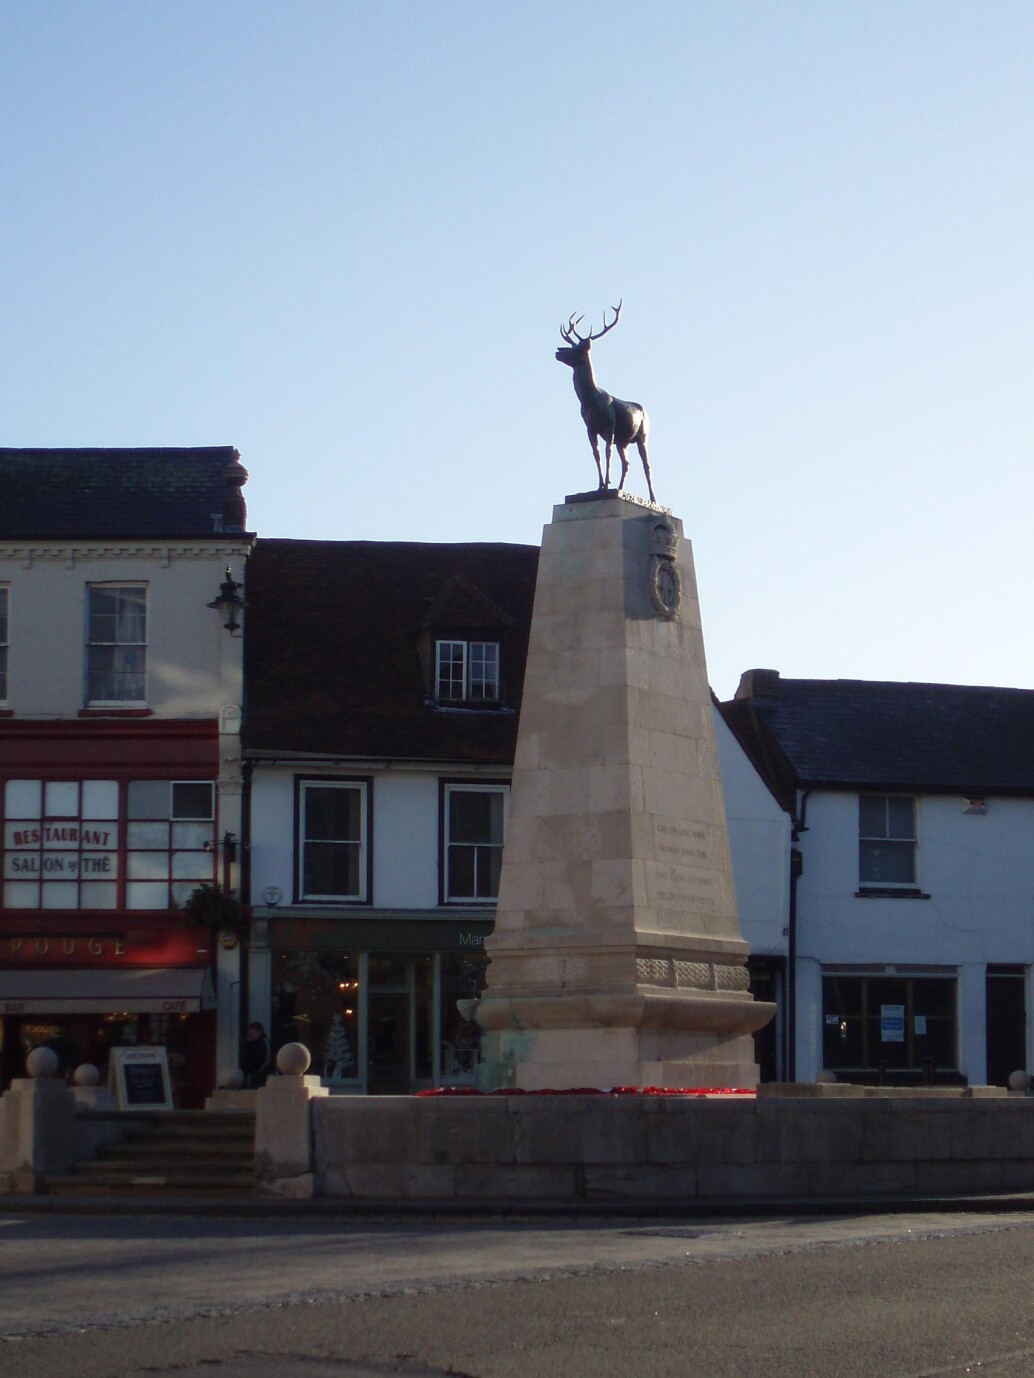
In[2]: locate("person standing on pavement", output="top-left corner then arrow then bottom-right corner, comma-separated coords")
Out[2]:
242,1021 -> 271,1088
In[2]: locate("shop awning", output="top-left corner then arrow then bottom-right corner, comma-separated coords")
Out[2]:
0,968 -> 216,1015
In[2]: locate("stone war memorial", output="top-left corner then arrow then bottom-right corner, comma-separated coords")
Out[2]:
468,301 -> 773,1091
469,488 -> 774,1091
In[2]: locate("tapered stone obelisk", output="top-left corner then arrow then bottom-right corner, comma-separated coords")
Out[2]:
473,491 -> 774,1090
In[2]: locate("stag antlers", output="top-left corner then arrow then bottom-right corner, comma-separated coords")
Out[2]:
560,300 -> 623,347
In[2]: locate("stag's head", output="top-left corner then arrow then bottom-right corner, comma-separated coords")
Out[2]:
554,301 -> 622,368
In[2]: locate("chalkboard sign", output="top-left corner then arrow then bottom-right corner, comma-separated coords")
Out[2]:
111,1046 -> 174,1111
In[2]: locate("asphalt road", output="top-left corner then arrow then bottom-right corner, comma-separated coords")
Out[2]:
4,1207 -> 1034,1377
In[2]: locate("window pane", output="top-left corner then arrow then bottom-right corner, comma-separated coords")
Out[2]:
126,880 -> 168,909
887,797 -> 915,839
127,851 -> 170,880
0,587 -> 8,643
4,849 -> 38,877
45,782 -> 79,817
87,586 -> 119,632
303,840 -> 360,896
115,587 -> 147,641
5,780 -> 41,818
82,780 -> 119,819
448,845 -> 476,897
128,780 -> 169,818
860,839 -> 915,884
80,881 -> 117,909
436,641 -> 466,700
172,850 -> 214,880
87,589 -> 146,702
469,642 -> 500,700
87,645 -> 146,702
4,880 -> 39,907
127,821 -> 170,848
449,791 -> 501,844
477,845 -> 502,898
305,787 -> 360,842
858,795 -> 886,838
41,882 -> 78,909
80,825 -> 117,852
172,821 -> 214,850
172,782 -> 214,820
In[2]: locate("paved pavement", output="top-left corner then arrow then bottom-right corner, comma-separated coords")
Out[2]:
5,1207 -> 1034,1376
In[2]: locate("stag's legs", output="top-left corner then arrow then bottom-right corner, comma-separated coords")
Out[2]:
587,429 -> 606,488
614,444 -> 630,493
637,437 -> 655,503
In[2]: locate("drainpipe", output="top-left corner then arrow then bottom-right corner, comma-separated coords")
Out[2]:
787,790 -> 811,1083
238,758 -> 253,1066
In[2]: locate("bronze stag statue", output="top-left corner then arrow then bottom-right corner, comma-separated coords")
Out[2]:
555,301 -> 655,502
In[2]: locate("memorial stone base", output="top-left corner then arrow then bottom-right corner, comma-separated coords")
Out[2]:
473,491 -> 773,1090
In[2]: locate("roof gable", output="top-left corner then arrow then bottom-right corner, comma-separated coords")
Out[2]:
421,574 -> 513,631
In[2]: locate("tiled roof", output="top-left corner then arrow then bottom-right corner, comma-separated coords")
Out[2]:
723,670 -> 1034,798
0,448 -> 249,538
243,539 -> 539,764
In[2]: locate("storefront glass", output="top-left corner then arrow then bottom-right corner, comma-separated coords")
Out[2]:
823,973 -> 958,1080
270,946 -> 489,1093
273,949 -> 361,1086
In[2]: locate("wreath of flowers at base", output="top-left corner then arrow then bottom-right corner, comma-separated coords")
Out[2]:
415,1086 -> 754,1097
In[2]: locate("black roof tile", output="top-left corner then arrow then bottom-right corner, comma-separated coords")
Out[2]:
243,539 -> 539,764
723,671 -> 1034,798
0,448 -> 249,538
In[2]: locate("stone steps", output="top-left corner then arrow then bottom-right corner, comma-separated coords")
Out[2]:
48,1109 -> 256,1198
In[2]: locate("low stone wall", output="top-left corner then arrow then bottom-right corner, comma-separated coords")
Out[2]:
308,1091 -> 1034,1203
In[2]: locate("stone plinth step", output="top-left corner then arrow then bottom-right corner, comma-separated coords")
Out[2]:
71,1159 -> 254,1178
120,1121 -> 255,1141
49,1108 -> 258,1198
97,1139 -> 253,1160
45,1175 -> 256,1198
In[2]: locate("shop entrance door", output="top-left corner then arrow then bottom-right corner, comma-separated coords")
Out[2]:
364,954 -> 434,1094
367,991 -> 410,1094
986,965 -> 1026,1087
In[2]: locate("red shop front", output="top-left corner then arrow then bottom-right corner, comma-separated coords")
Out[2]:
0,922 -> 216,1108
0,722 -> 224,1108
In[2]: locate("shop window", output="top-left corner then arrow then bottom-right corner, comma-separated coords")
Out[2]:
3,779 -> 120,910
859,794 -> 917,887
126,780 -> 215,909
435,639 -> 500,704
86,585 -> 147,704
1,777 -> 216,911
822,973 -> 957,1079
274,949 -> 361,1085
297,779 -> 369,902
442,783 -> 507,902
0,586 -> 8,702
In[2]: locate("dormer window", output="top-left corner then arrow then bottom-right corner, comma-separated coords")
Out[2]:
435,639 -> 500,705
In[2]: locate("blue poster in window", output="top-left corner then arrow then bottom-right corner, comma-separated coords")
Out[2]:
880,1004 -> 906,1043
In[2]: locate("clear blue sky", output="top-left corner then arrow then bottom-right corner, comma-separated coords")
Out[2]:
3,2 -> 1033,700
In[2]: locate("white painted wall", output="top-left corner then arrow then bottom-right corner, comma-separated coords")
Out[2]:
0,544 -> 247,717
371,774 -> 440,908
713,706 -> 790,958
249,765 -> 510,911
794,790 -> 1034,1081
